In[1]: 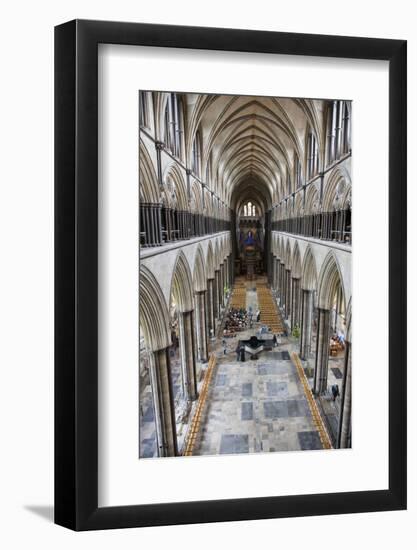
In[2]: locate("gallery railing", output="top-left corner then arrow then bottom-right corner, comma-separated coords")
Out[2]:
140,202 -> 231,247
271,209 -> 351,244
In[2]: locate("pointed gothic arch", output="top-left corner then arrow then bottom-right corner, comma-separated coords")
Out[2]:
139,140 -> 159,203
163,163 -> 188,211
345,297 -> 352,342
170,251 -> 194,312
284,239 -> 292,268
322,166 -> 352,212
317,251 -> 346,310
301,246 -> 318,291
214,240 -> 221,270
139,266 -> 171,351
193,246 -> 207,292
206,242 -> 215,279
292,242 -> 302,279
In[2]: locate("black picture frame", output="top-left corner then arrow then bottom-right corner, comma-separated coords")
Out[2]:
55,19 -> 407,531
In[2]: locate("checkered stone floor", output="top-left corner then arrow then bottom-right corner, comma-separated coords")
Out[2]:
193,342 -> 323,456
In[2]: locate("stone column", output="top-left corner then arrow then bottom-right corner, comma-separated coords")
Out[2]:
220,263 -> 225,307
282,266 -> 287,312
291,278 -> 301,329
337,340 -> 352,448
276,259 -> 281,295
149,347 -> 178,457
156,203 -> 162,245
162,207 -> 170,242
150,204 -> 157,245
166,208 -> 172,241
300,289 -> 314,360
280,262 -> 285,308
155,141 -> 164,187
313,308 -> 331,394
178,310 -> 198,402
276,259 -> 280,292
207,278 -> 215,339
224,259 -> 228,294
281,262 -> 286,308
214,269 -> 221,319
273,258 -> 278,290
277,258 -> 281,296
195,291 -> 209,363
285,269 -> 291,319
140,203 -> 149,246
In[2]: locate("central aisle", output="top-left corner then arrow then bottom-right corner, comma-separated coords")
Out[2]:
192,277 -> 323,456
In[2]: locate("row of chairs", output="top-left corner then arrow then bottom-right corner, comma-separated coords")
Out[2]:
230,286 -> 246,309
256,287 -> 285,333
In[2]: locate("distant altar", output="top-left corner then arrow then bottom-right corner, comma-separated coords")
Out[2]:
239,224 -> 263,279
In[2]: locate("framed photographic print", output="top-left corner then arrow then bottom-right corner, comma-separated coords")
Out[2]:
55,20 -> 407,530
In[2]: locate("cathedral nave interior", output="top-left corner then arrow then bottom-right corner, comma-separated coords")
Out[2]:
139,91 -> 351,458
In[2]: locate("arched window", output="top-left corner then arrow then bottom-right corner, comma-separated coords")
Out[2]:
163,102 -> 170,147
192,129 -> 202,177
163,93 -> 183,158
286,171 -> 291,195
326,100 -> 351,165
307,131 -> 319,180
341,102 -> 351,155
139,91 -> 148,128
295,156 -> 302,189
242,201 -> 258,217
206,150 -> 213,185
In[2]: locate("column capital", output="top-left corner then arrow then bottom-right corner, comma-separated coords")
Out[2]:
301,287 -> 314,294
155,140 -> 165,151
178,308 -> 194,315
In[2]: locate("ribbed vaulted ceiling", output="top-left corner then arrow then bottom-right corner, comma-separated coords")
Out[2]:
185,94 -> 325,214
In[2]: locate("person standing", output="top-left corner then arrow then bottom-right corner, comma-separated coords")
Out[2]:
222,338 -> 227,355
